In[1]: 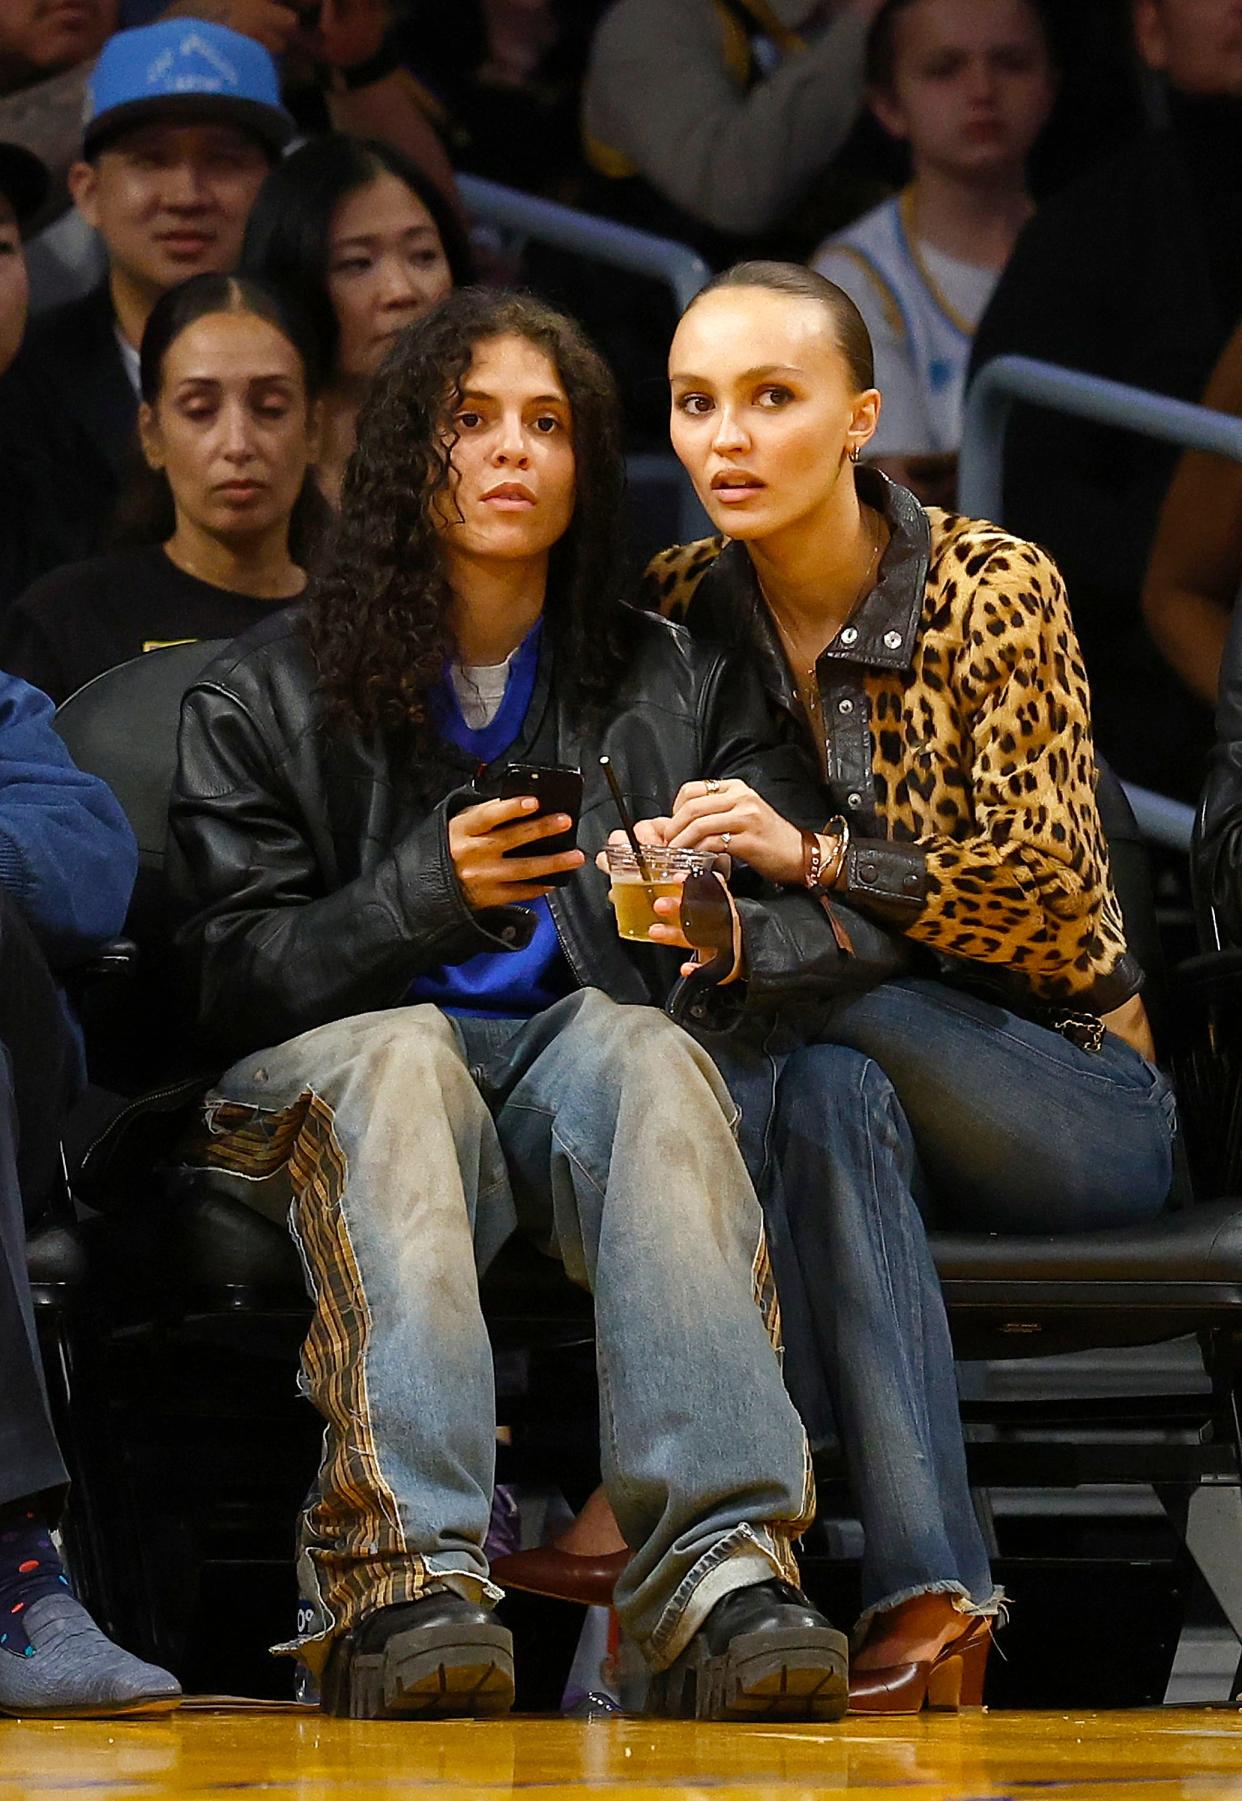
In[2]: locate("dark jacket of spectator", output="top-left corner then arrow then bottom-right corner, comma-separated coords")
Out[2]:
0,282 -> 138,609
969,92 -> 1242,801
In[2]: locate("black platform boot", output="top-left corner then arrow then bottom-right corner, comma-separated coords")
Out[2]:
647,1579 -> 848,1722
320,1592 -> 515,1720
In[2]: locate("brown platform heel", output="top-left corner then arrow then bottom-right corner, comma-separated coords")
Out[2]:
489,1546 -> 630,1610
848,1615 -> 992,1716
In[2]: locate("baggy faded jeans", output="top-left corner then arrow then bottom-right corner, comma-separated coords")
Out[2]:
190,989 -> 815,1675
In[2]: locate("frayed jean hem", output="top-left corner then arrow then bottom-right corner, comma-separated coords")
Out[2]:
853,1581 -> 1006,1647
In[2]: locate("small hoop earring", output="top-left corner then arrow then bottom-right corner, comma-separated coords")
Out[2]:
848,445 -> 861,464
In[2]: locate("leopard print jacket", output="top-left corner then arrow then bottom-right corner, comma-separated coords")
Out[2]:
644,474 -> 1136,1009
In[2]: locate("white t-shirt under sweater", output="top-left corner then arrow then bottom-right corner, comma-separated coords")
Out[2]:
812,188 -> 999,458
450,653 -> 514,730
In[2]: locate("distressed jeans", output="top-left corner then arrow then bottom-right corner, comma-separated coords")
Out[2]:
751,977 -> 1178,1631
191,989 -> 815,1675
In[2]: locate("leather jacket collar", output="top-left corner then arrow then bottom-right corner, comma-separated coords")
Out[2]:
683,467 -> 930,722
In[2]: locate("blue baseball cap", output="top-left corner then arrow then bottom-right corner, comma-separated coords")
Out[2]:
83,19 -> 295,160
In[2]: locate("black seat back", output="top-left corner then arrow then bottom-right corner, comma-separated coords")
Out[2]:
53,642 -> 227,1088
54,642 -> 227,945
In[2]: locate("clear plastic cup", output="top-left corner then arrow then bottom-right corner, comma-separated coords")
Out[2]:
605,844 -> 716,942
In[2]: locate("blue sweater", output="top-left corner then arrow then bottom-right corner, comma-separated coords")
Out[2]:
410,627 -> 571,1018
0,673 -> 137,966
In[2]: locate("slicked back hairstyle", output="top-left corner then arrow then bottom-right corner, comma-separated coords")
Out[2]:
139,270 -> 326,404
689,260 -> 876,392
241,134 -> 474,376
306,286 -> 631,744
116,271 -> 330,564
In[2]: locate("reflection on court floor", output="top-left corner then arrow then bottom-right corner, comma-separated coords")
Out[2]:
3,1708 -> 1242,1800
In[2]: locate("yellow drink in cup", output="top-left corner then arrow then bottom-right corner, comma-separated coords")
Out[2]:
605,845 -> 716,942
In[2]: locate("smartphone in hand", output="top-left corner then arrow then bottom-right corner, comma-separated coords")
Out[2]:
497,763 -> 584,885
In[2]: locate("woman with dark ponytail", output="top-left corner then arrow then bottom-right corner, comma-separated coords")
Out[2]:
0,272 -> 328,703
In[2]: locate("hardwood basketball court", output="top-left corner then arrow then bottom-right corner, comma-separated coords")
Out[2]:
5,1707 -> 1242,1798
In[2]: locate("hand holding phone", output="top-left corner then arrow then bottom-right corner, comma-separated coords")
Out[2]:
497,764 -> 584,879
448,765 -> 585,911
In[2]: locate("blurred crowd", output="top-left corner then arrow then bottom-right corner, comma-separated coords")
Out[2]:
1,0 -> 1240,797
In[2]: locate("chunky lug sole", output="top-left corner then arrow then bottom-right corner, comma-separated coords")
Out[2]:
324,1620 -> 515,1720
649,1623 -> 849,1722
848,1619 -> 992,1716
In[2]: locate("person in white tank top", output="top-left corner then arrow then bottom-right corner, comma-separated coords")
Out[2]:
812,0 -> 1055,505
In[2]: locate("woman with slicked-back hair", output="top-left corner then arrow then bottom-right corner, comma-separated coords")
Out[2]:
644,259 -> 1177,1713
1,271 -> 327,702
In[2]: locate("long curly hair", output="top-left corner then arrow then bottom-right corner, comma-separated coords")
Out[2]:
306,288 -> 630,741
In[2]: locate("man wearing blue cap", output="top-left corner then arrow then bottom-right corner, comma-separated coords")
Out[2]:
0,19 -> 293,614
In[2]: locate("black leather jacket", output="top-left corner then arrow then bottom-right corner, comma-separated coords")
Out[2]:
167,606 -> 906,1064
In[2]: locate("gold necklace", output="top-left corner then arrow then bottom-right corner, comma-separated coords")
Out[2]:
765,506 -> 884,720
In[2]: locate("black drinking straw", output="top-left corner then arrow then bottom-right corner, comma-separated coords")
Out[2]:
598,756 -> 652,880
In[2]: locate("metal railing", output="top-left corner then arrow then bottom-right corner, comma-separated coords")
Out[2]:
958,354 -> 1242,853
456,175 -> 711,543
456,174 -> 712,316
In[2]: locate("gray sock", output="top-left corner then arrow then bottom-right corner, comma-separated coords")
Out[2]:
0,1593 -> 181,1718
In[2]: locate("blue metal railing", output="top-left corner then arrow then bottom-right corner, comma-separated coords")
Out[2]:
456,175 -> 711,543
456,174 -> 712,315
958,355 -> 1242,852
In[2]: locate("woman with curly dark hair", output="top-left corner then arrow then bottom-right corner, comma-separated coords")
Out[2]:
305,286 -> 628,750
168,287 -> 901,1722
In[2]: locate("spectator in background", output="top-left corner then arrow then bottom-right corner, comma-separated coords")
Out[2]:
1137,318 -> 1242,745
0,140 -> 97,621
0,143 -> 45,372
2,3 -> 462,317
582,0 -> 888,261
396,0 -> 608,198
0,20 -> 292,613
1137,316 -> 1238,709
1,273 -> 326,703
812,0 -> 1055,509
1142,318 -> 1242,718
243,135 -> 471,504
0,0 -> 119,312
969,0 -> 1242,804
0,670 -> 182,1719
0,0 -> 115,84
